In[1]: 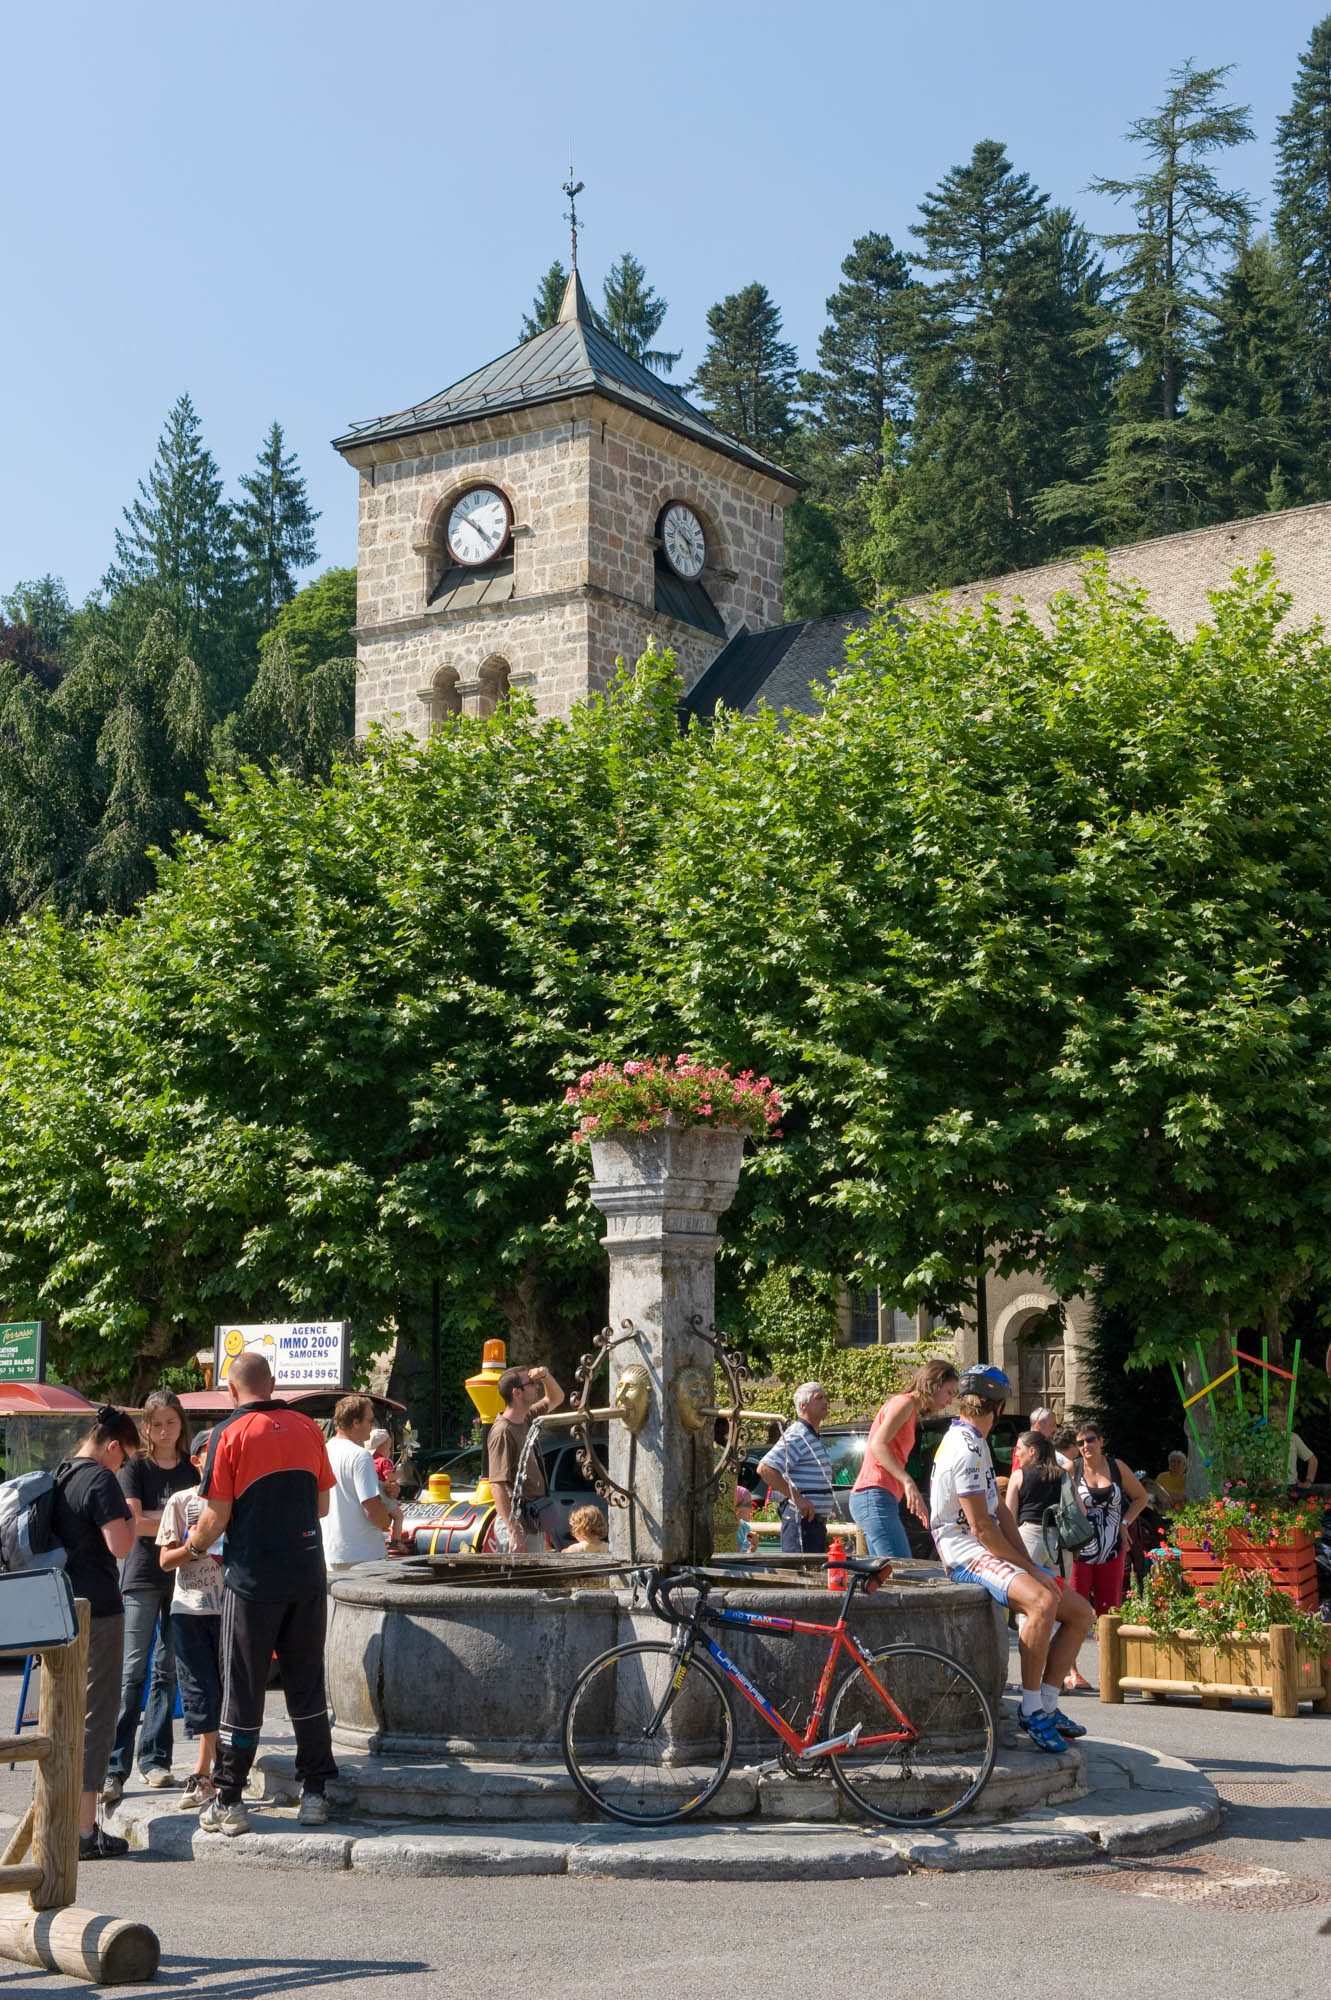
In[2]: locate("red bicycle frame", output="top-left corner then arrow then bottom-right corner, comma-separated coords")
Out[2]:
697,1600 -> 919,1755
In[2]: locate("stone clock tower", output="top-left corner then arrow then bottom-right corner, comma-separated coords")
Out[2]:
334,271 -> 799,734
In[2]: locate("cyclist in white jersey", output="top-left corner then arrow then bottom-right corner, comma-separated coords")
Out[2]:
930,1368 -> 1095,1756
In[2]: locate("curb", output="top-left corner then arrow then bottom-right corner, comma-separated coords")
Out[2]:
106,1737 -> 1221,1880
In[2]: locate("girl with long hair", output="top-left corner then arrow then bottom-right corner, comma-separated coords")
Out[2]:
848,1358 -> 960,1558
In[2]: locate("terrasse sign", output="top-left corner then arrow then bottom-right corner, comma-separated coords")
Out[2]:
213,1321 -> 348,1391
0,1322 -> 46,1384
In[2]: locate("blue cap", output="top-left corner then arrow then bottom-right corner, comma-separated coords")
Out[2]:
959,1366 -> 1011,1400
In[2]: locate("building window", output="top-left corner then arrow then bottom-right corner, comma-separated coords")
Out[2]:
845,1290 -> 933,1346
848,1288 -> 880,1347
426,665 -> 462,731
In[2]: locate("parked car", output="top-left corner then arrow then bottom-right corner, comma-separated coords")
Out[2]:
414,1436 -> 603,1512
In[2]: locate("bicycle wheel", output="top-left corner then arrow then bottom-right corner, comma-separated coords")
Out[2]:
826,1644 -> 996,1826
562,1640 -> 736,1826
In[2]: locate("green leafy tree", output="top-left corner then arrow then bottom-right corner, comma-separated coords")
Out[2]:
600,251 -> 681,374
646,562 -> 1331,1366
1090,63 -> 1255,536
257,567 -> 356,675
1274,14 -> 1331,491
691,283 -> 799,457
520,259 -> 569,341
234,421 -> 320,631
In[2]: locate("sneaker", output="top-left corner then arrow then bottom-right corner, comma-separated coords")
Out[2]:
1049,1706 -> 1088,1739
199,1797 -> 251,1837
79,1825 -> 130,1860
100,1775 -> 125,1808
1017,1706 -> 1068,1755
179,1775 -> 216,1812
142,1767 -> 176,1789
297,1790 -> 331,1826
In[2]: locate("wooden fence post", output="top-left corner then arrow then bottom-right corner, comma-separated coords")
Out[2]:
1268,1623 -> 1297,1718
1099,1613 -> 1123,1703
33,1597 -> 87,1909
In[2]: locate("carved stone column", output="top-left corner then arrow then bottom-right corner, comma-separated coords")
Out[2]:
587,1124 -> 746,1564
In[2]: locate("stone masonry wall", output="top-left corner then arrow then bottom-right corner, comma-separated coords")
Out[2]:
344,395 -> 792,737
905,500 -> 1331,635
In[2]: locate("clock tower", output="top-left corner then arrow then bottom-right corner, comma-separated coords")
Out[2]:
334,270 -> 799,734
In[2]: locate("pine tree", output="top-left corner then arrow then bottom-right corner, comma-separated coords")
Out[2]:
104,394 -> 245,706
1274,15 -> 1331,491
874,144 -> 1112,590
1091,63 -> 1254,535
1,576 -> 73,664
601,252 -> 681,374
1190,236 -> 1309,517
520,259 -> 569,341
690,283 -> 799,457
234,422 -> 320,632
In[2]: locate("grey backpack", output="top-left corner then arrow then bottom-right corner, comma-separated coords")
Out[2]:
0,1468 -> 67,1573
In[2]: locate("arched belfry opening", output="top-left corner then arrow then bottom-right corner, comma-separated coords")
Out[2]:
474,657 -> 512,718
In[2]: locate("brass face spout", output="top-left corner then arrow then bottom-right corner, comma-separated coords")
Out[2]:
674,1365 -> 713,1434
532,1364 -> 651,1437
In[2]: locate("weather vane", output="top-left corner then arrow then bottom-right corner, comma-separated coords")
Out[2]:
562,160 -> 585,272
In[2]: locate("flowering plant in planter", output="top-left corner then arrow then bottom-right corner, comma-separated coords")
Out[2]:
1171,1490 -> 1321,1550
1125,1546 -> 1324,1649
565,1056 -> 783,1145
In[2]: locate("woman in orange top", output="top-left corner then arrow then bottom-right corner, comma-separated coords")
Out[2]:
849,1360 -> 960,1558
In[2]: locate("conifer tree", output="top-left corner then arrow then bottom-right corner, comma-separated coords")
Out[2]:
520,259 -> 569,340
103,394 -> 245,707
1274,15 -> 1331,491
1,576 -> 73,665
234,422 -> 320,631
600,252 -> 681,374
690,283 -> 798,456
874,145 -> 1112,590
1091,63 -> 1254,535
1190,236 -> 1309,517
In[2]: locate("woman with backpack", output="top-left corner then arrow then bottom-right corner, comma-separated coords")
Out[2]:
102,1389 -> 195,1804
1069,1421 -> 1149,1615
1005,1429 -> 1068,1572
50,1405 -> 141,1859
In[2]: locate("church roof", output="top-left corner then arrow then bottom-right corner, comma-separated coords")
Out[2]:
680,610 -> 877,720
333,270 -> 799,489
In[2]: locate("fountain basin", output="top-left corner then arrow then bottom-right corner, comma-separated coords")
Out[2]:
328,1562 -> 1007,1759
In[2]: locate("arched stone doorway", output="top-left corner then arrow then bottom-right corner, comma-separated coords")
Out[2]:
993,1293 -> 1067,1417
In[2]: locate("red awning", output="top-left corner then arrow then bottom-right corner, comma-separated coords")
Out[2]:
0,1382 -> 96,1416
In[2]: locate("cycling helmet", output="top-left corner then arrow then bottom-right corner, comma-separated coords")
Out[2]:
958,1366 -> 1011,1401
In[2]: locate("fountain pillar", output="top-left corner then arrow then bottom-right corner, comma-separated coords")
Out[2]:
587,1124 -> 746,1564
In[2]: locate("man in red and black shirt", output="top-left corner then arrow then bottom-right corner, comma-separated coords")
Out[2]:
188,1349 -> 337,1834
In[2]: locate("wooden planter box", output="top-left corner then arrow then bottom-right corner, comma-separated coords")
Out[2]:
1099,1613 -> 1331,1717
1175,1528 -> 1319,1612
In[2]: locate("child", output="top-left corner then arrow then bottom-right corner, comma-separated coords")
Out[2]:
734,1483 -> 757,1554
368,1426 -> 401,1501
157,1430 -> 225,1810
569,1504 -> 609,1553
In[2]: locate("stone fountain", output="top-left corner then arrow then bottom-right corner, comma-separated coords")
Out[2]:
323,1121 -> 1016,1777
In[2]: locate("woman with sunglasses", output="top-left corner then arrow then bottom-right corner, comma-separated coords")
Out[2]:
1069,1423 -> 1149,1619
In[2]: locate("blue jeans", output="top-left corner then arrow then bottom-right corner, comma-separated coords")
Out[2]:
849,1486 -> 913,1560
778,1508 -> 829,1555
106,1585 -> 177,1778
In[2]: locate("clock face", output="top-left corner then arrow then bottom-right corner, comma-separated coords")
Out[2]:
660,502 -> 706,580
446,486 -> 512,567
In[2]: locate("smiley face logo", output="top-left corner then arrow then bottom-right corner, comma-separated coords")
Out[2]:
220,1329 -> 246,1381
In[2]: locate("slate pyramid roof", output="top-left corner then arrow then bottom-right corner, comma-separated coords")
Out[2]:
333,270 -> 799,489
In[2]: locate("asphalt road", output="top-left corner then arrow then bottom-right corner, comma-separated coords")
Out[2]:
0,1637 -> 1326,2000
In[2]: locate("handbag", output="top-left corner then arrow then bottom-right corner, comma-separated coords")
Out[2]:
1045,1475 -> 1095,1555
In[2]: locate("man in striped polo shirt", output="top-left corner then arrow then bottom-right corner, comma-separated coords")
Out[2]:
758,1383 -> 838,1555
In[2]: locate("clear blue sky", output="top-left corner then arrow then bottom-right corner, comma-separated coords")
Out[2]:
1,0 -> 1320,604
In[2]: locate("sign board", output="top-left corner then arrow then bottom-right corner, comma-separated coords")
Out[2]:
0,1322 -> 45,1384
212,1322 -> 348,1392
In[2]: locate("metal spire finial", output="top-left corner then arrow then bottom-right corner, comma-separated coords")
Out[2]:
562,160 -> 585,272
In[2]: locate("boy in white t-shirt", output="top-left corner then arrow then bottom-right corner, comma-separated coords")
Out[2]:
929,1368 -> 1094,1756
157,1429 -> 226,1810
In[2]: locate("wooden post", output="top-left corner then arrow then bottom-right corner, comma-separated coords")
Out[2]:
1269,1623 -> 1297,1718
33,1598 -> 86,1910
1319,1644 -> 1331,1717
1099,1613 -> 1123,1703
0,1598 -> 160,1985
0,1898 -> 159,1985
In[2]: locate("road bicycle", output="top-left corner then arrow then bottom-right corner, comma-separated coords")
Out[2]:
561,1557 -> 996,1827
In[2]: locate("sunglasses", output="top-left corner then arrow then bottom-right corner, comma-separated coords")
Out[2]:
1076,1435 -> 1100,1446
